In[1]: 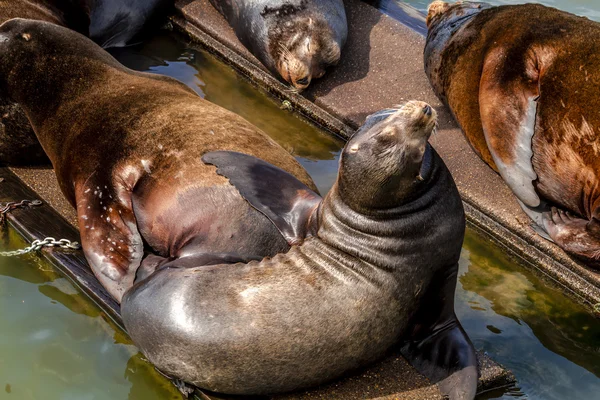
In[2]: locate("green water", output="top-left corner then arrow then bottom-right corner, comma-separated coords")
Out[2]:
0,26 -> 598,399
0,230 -> 182,400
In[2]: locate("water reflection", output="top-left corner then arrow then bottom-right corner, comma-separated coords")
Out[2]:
458,230 -> 600,400
0,230 -> 180,400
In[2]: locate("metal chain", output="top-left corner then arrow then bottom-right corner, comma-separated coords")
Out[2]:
0,199 -> 80,257
0,237 -> 80,257
0,199 -> 43,224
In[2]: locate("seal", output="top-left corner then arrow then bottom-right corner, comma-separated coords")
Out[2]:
121,102 -> 478,399
0,0 -> 171,166
425,1 -> 600,267
209,0 -> 347,91
0,18 -> 316,301
0,0 -> 90,165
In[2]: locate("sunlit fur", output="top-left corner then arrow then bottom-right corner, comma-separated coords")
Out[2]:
275,17 -> 341,91
338,101 -> 438,212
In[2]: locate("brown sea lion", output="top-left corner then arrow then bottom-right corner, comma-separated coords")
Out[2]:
208,0 -> 347,91
0,0 -> 88,165
122,102 -> 477,399
0,18 -> 315,301
425,1 -> 600,267
0,0 -> 171,166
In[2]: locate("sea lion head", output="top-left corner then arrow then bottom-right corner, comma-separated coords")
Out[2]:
337,101 -> 438,212
271,15 -> 342,91
424,1 -> 491,102
0,18 -> 117,103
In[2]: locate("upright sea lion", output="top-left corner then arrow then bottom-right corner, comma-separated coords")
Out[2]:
0,0 -> 171,165
425,1 -> 600,267
0,18 -> 316,301
209,0 -> 347,91
122,102 -> 477,399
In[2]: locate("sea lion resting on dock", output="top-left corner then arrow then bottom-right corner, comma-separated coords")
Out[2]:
426,1 -> 600,268
209,0 -> 347,91
122,101 -> 477,399
0,0 -> 171,165
0,18 -> 315,302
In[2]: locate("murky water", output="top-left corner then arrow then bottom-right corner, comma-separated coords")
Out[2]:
1,26 -> 598,399
0,229 -> 181,400
372,0 -> 600,22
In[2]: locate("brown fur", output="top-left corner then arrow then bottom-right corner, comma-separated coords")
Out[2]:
426,2 -> 600,265
0,19 -> 316,300
0,1 -> 86,165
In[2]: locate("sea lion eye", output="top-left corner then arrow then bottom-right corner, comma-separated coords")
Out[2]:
296,76 -> 309,85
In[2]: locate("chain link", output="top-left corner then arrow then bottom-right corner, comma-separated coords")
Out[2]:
0,237 -> 81,257
0,199 -> 43,224
0,199 -> 81,257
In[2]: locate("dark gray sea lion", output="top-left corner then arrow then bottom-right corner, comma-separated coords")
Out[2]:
86,0 -> 173,48
425,1 -> 600,267
122,101 -> 477,399
209,0 -> 347,91
0,18 -> 316,301
0,0 -> 172,166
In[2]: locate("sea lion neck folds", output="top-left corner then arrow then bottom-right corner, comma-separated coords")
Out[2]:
124,102 -> 476,398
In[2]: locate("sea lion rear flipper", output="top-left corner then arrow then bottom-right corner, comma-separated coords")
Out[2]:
515,199 -> 553,241
202,151 -> 322,245
75,180 -> 144,303
542,207 -> 600,266
401,264 -> 478,400
479,50 -> 541,208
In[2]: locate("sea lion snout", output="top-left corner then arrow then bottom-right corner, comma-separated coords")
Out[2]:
275,18 -> 343,91
427,1 -> 450,27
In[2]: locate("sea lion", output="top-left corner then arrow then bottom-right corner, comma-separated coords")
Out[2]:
0,18 -> 316,301
425,1 -> 600,267
209,0 -> 347,91
122,102 -> 478,399
0,0 -> 172,166
0,0 -> 89,165
86,0 -> 173,48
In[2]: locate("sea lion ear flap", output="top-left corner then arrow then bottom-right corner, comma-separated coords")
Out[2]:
354,108 -> 398,137
202,151 -> 322,245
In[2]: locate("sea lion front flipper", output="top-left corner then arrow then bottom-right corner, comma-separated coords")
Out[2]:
400,265 -> 478,400
75,180 -> 144,303
479,50 -> 541,208
202,151 -> 322,245
542,207 -> 600,266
